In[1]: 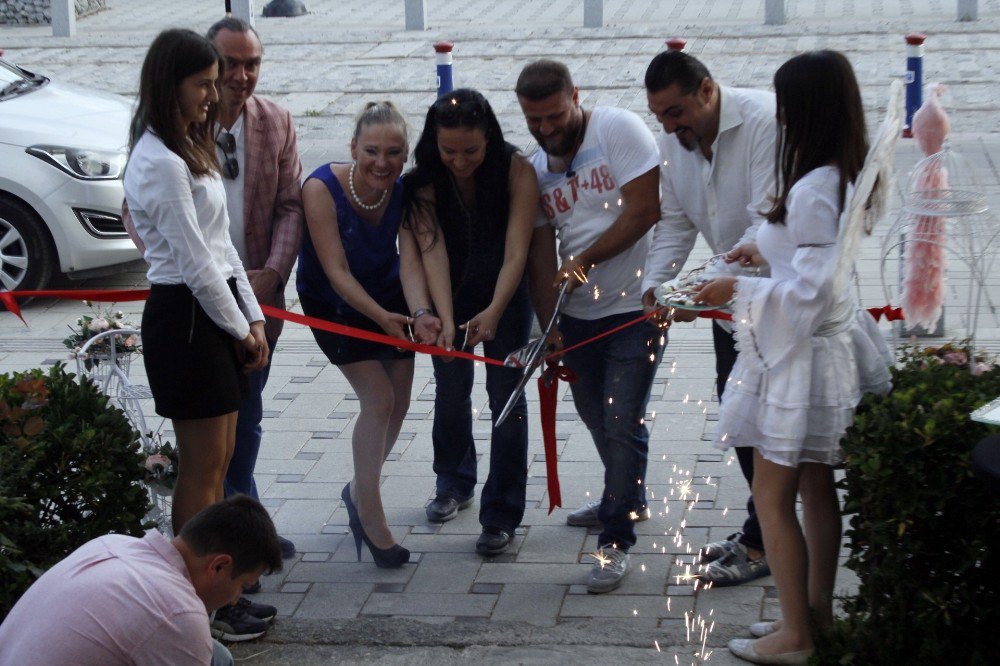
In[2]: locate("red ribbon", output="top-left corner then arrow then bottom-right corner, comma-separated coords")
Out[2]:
258,305 -> 503,366
537,363 -> 577,514
0,289 -> 152,323
2,287 -> 907,517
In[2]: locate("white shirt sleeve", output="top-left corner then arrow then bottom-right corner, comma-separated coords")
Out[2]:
227,240 -> 265,326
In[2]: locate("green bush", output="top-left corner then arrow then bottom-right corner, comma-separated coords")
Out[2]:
0,364 -> 149,619
818,346 -> 1000,664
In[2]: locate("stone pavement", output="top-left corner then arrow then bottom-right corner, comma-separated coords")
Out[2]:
2,1 -> 1000,664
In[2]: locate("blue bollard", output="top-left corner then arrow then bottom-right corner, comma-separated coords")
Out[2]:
903,33 -> 926,138
435,41 -> 454,98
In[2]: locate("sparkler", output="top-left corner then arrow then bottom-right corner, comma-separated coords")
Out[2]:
589,548 -> 613,569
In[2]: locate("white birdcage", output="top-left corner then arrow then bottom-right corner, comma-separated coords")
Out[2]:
880,141 -> 999,353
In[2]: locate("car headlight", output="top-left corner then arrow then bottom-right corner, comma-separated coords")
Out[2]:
26,145 -> 126,180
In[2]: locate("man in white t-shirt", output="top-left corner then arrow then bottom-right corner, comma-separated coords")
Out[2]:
0,496 -> 282,666
642,50 -> 777,587
517,60 -> 662,593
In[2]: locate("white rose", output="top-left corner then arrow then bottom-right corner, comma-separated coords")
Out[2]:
89,318 -> 110,332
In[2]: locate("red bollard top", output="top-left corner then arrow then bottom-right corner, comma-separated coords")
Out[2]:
905,33 -> 927,46
666,38 -> 686,52
434,41 -> 454,53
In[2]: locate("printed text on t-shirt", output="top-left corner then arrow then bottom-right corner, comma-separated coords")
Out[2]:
542,166 -> 617,220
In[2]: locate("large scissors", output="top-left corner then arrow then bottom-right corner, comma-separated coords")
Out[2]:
494,280 -> 571,427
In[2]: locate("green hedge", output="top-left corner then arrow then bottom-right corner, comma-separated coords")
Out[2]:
0,365 -> 149,619
819,347 -> 1000,664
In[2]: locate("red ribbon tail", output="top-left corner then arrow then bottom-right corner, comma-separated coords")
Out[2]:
537,368 -> 562,514
0,292 -> 26,325
537,365 -> 578,514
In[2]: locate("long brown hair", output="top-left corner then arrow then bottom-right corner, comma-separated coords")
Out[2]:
766,50 -> 868,224
129,29 -> 220,176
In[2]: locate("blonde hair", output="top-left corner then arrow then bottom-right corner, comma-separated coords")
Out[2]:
352,100 -> 408,146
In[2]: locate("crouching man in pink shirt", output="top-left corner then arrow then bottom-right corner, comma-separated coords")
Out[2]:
0,496 -> 282,666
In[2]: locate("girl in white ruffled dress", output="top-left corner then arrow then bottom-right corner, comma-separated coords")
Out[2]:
694,51 -> 893,664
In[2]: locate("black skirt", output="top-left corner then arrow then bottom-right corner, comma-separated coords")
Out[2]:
141,280 -> 248,419
300,292 -> 414,366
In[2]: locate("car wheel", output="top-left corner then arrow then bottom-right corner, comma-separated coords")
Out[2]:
0,197 -> 55,293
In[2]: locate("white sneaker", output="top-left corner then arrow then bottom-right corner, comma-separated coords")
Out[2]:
566,499 -> 651,527
587,545 -> 630,593
698,544 -> 770,587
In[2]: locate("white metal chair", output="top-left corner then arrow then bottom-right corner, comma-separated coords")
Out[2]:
73,328 -> 171,533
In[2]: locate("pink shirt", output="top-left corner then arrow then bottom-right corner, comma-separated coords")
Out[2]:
0,531 -> 212,665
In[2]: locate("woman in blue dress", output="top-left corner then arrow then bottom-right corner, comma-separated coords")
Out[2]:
297,102 -> 437,568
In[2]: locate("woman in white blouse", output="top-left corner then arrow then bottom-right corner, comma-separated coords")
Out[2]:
124,29 -> 268,535
694,51 -> 892,664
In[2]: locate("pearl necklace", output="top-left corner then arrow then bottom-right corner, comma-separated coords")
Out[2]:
348,160 -> 389,211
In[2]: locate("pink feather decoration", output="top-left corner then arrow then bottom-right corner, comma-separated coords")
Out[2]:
912,84 -> 950,155
901,85 -> 949,331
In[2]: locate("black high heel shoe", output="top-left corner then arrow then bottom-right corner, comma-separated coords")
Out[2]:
341,482 -> 410,569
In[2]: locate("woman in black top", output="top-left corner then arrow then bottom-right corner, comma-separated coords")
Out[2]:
402,89 -> 538,555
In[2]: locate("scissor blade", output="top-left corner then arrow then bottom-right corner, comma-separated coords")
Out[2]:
495,281 -> 571,427
503,337 -> 544,368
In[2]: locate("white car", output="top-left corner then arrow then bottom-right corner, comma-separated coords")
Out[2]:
0,57 -> 141,292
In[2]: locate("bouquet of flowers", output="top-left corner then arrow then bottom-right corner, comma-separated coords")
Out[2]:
63,302 -> 140,360
143,437 -> 178,492
913,341 -> 996,375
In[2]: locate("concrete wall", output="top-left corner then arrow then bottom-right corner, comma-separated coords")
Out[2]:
0,0 -> 106,25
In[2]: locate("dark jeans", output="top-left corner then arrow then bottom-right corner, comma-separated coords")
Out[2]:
713,321 -> 764,553
431,287 -> 532,533
224,338 -> 275,500
561,311 -> 664,551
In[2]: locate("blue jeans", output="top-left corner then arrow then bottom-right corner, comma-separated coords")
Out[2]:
560,312 -> 664,551
224,338 -> 275,499
212,639 -> 233,666
431,286 -> 532,533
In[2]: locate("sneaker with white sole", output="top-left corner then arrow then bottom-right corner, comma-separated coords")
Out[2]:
698,532 -> 744,564
587,545 -> 630,593
566,499 -> 651,527
210,601 -> 269,642
698,542 -> 770,587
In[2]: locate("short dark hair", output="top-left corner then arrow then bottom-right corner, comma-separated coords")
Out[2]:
644,50 -> 712,95
129,29 -> 220,176
205,16 -> 262,48
766,50 -> 868,224
515,60 -> 574,101
179,495 -> 283,578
